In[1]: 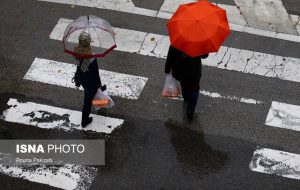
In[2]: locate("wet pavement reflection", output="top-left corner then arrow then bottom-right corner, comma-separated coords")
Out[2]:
1,100 -> 300,189
165,120 -> 229,176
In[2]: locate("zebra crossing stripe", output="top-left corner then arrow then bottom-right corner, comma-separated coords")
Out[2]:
26,58 -> 262,105
158,0 -> 247,25
265,101 -> 300,132
24,58 -> 148,100
249,148 -> 300,180
40,0 -> 158,17
158,0 -> 300,41
171,90 -> 262,105
1,98 -> 124,133
200,90 -> 262,105
0,163 -> 97,190
51,18 -> 300,84
40,0 -> 300,42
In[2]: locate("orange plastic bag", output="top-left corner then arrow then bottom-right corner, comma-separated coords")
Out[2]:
92,99 -> 110,106
92,89 -> 114,110
162,74 -> 181,97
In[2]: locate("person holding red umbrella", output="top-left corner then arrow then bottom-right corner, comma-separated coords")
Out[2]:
165,0 -> 231,120
165,46 -> 208,120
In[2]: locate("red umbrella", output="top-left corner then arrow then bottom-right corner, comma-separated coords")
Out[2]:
63,15 -> 116,59
167,0 -> 231,57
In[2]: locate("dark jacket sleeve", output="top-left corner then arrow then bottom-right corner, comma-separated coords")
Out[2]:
165,46 -> 174,74
201,54 -> 209,59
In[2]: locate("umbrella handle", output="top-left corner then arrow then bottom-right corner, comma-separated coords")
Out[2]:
87,15 -> 90,29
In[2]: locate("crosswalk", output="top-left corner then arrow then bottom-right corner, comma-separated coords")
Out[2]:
265,101 -> 300,132
0,163 -> 97,190
25,58 -> 148,100
51,18 -> 300,83
39,0 -> 300,42
1,0 -> 300,189
2,98 -> 124,133
249,148 -> 300,180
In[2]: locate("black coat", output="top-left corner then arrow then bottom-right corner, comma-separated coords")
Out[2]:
76,58 -> 102,90
165,46 -> 208,82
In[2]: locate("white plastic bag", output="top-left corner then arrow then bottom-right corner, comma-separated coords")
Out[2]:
92,89 -> 114,110
162,74 -> 181,97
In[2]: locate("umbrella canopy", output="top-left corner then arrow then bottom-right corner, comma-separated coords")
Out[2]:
167,0 -> 231,57
63,15 -> 116,59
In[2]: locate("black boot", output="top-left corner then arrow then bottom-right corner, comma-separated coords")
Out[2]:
82,117 -> 93,128
186,112 -> 194,121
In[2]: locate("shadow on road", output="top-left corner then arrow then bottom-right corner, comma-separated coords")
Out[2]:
165,120 -> 229,176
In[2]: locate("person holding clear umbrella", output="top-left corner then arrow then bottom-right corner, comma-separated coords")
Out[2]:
74,31 -> 106,128
63,15 -> 116,127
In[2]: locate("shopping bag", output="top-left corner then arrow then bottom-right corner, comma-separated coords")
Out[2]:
92,89 -> 114,110
162,74 -> 181,97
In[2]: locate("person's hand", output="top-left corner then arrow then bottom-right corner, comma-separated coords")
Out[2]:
101,85 -> 107,91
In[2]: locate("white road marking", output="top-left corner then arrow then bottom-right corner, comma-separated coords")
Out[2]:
24,58 -> 148,100
200,90 -> 262,105
170,90 -> 262,105
265,101 -> 300,132
249,148 -> 300,180
234,0 -> 298,35
1,98 -> 124,133
40,0 -> 300,42
39,0 -> 157,17
0,163 -> 97,190
51,18 -> 300,84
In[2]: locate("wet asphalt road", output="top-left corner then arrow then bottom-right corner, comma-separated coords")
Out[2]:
2,115 -> 300,190
1,0 -> 300,189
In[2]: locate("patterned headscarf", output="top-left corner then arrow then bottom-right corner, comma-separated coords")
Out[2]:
74,31 -> 94,72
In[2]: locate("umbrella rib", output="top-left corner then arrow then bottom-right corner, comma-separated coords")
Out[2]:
199,20 -> 230,32
167,4 -> 230,56
92,25 -> 102,47
197,24 -> 219,51
199,22 -> 231,39
192,9 -> 227,24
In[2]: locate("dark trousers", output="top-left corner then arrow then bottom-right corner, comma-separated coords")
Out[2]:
180,81 -> 199,114
82,87 -> 98,124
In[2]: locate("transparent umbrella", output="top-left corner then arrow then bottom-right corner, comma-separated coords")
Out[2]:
63,15 -> 116,59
